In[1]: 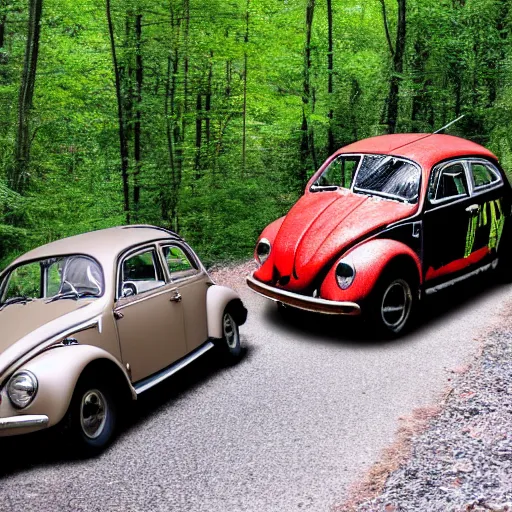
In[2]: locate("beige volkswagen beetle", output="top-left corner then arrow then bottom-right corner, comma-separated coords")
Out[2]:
0,225 -> 247,453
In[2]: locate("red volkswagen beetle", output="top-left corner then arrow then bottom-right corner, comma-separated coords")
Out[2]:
247,134 -> 512,336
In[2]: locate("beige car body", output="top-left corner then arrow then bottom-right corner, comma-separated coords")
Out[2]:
0,225 -> 246,436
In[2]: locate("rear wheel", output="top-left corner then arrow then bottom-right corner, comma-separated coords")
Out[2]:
368,274 -> 415,337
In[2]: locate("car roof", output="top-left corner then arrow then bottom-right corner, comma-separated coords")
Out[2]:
337,133 -> 498,171
10,225 -> 182,269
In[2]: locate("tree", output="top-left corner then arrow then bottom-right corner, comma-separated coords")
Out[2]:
10,0 -> 43,193
380,0 -> 406,134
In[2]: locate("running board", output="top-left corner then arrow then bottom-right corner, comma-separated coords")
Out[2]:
134,341 -> 215,395
424,260 -> 496,296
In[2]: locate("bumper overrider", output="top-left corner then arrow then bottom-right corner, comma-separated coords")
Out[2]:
0,415 -> 49,435
247,273 -> 361,315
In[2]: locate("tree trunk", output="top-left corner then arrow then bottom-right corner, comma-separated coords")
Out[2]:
411,38 -> 432,131
194,93 -> 202,178
300,0 -> 315,187
10,0 -> 43,193
0,2 -> 6,50
133,13 -> 143,217
242,0 -> 249,176
206,50 -> 213,146
181,0 -> 189,147
326,0 -> 334,154
106,0 -> 130,223
382,0 -> 406,134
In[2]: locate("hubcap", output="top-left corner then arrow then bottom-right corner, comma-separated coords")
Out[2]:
80,389 -> 108,439
381,279 -> 412,332
223,313 -> 239,349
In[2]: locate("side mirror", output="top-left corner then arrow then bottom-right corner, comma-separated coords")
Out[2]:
121,282 -> 137,298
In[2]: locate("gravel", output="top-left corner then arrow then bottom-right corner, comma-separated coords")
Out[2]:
353,326 -> 512,512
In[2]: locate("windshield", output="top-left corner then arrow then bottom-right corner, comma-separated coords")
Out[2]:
0,255 -> 103,305
312,154 -> 421,203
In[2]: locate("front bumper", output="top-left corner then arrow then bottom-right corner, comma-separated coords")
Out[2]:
0,414 -> 49,436
247,274 -> 361,316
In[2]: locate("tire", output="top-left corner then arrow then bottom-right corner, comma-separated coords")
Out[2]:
496,231 -> 512,282
219,309 -> 242,361
367,273 -> 416,337
64,374 -> 117,456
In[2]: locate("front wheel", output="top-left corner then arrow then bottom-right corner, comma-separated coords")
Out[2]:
368,276 -> 415,337
64,375 -> 117,455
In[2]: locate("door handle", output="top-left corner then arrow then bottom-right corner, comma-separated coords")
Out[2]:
465,204 -> 480,215
170,292 -> 182,302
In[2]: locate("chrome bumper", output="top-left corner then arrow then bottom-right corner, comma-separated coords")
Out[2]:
247,274 -> 361,316
0,414 -> 49,432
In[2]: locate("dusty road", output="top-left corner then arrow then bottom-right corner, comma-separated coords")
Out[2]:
0,265 -> 510,512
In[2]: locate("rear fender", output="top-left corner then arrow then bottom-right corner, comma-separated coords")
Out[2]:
319,239 -> 422,303
207,285 -> 247,339
0,345 -> 135,428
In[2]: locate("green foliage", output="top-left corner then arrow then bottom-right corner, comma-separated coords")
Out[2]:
1,0 -> 512,271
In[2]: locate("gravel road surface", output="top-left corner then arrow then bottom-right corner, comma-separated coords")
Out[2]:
0,264 -> 510,512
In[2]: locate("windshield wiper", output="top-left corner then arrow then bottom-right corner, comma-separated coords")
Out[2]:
311,184 -> 339,192
45,291 -> 96,304
0,296 -> 34,310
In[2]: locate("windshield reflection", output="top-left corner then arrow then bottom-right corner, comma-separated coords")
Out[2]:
0,255 -> 104,305
312,154 -> 421,203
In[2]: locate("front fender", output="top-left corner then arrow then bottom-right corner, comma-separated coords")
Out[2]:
253,216 -> 286,282
319,239 -> 422,303
0,345 -> 134,429
207,285 -> 247,339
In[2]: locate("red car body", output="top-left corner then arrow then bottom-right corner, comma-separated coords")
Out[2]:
247,134 -> 512,333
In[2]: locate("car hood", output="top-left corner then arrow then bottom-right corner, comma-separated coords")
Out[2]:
0,298 -> 106,380
268,191 -> 417,291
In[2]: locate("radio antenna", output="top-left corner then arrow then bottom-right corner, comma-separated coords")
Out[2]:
434,114 -> 465,134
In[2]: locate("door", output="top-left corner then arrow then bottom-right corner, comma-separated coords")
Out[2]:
423,160 -> 478,284
465,160 -> 506,263
114,246 -> 187,383
160,244 -> 209,352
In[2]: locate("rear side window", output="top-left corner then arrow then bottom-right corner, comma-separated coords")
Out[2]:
471,162 -> 500,189
162,245 -> 198,280
429,163 -> 469,202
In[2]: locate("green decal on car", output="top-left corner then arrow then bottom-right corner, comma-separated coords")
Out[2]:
489,199 -> 505,251
464,198 -> 505,258
465,214 -> 478,258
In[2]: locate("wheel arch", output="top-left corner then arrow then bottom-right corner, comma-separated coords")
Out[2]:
320,238 -> 422,303
207,285 -> 247,339
14,345 -> 135,428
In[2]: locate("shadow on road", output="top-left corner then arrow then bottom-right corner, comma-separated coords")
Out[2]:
262,274 -> 508,346
0,344 -> 253,477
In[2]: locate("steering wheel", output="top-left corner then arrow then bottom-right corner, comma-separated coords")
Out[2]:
121,282 -> 137,298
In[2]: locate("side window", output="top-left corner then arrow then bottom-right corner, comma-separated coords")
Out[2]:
471,162 -> 500,190
314,156 -> 360,189
120,249 -> 164,297
162,245 -> 198,280
429,163 -> 469,202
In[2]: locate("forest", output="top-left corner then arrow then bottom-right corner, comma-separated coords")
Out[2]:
0,0 -> 511,268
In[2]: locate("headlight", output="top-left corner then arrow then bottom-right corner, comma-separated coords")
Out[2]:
336,260 -> 356,290
7,371 -> 38,409
256,238 -> 271,265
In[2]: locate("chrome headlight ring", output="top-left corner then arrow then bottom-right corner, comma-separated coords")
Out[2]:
256,238 -> 271,265
7,370 -> 38,409
335,259 -> 356,290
